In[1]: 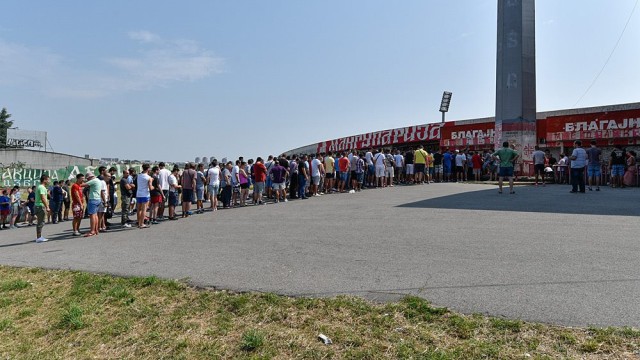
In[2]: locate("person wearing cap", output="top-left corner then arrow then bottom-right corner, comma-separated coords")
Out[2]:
82,171 -> 102,237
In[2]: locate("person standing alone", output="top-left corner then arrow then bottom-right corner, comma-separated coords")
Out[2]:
569,140 -> 588,193
492,142 -> 519,194
532,146 -> 546,186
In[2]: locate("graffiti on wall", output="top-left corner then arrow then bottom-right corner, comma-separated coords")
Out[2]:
0,163 -> 158,187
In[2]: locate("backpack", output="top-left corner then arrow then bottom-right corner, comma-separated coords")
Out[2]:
385,154 -> 395,168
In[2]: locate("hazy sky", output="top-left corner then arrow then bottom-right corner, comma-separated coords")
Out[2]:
1,1 -> 638,162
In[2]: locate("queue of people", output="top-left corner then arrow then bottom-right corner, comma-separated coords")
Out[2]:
2,142 -> 639,241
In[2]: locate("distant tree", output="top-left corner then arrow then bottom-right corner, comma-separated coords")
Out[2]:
0,108 -> 13,148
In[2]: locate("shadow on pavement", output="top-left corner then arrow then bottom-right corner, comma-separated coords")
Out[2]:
0,225 -> 132,249
397,184 -> 640,216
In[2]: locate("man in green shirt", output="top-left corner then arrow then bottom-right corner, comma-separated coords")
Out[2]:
492,141 -> 519,194
35,174 -> 51,243
82,172 -> 103,237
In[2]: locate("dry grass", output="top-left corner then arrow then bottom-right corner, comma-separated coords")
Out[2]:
0,265 -> 638,359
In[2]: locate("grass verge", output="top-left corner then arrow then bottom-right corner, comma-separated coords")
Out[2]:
0,265 -> 638,359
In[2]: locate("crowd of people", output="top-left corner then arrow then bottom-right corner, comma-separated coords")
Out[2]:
1,142 -> 638,242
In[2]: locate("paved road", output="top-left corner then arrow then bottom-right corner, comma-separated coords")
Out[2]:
1,183 -> 639,327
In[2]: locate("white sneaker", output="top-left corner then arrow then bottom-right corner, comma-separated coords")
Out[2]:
123,223 -> 132,228
284,198 -> 288,202
35,237 -> 48,243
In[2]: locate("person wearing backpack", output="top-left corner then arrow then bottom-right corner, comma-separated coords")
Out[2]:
384,149 -> 396,187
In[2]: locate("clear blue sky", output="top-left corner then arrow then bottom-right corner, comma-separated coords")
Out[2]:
1,0 -> 638,162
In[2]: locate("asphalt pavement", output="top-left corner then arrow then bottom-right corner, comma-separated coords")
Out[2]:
1,182 -> 639,328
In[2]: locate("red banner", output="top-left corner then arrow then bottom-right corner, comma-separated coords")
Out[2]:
316,123 -> 442,153
545,110 -> 640,142
440,121 -> 495,148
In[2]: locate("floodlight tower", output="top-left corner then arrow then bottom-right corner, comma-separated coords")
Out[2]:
440,91 -> 453,123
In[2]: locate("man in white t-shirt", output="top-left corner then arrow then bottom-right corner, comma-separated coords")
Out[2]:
136,164 -> 153,228
231,160 -> 241,206
98,173 -> 109,233
374,149 -> 386,188
157,162 -> 171,219
167,167 -> 181,220
310,155 -> 324,197
206,160 -> 221,210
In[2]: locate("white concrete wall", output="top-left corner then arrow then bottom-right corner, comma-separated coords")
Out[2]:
0,149 -> 98,168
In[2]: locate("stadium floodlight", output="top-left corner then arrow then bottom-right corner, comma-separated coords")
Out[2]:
440,91 -> 453,123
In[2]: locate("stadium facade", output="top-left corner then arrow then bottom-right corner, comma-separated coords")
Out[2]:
283,102 -> 640,175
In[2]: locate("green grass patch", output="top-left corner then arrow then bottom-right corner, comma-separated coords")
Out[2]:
0,319 -> 13,331
240,329 -> 265,351
0,279 -> 31,292
401,295 -> 448,322
0,265 -> 638,359
490,318 -> 522,332
59,303 -> 85,330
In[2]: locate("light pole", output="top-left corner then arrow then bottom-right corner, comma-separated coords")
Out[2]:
439,91 -> 453,123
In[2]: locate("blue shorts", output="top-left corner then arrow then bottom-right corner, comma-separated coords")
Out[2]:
136,196 -> 150,204
498,167 -> 514,177
611,164 -> 625,177
196,187 -> 205,201
168,192 -> 179,206
340,172 -> 348,182
367,164 -> 375,176
587,165 -> 601,177
266,177 -> 273,188
87,199 -> 101,215
443,165 -> 451,175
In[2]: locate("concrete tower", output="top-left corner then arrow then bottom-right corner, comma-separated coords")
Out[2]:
495,0 -> 537,170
